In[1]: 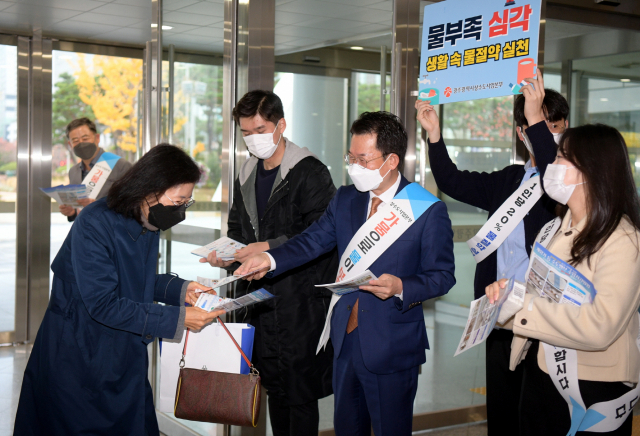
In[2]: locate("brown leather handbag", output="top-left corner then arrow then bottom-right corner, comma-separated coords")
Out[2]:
174,318 -> 261,427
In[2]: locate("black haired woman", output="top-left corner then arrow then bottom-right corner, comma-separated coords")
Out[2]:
14,145 -> 224,435
486,125 -> 640,435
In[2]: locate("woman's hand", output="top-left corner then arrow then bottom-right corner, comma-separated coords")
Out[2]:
185,307 -> 225,331
199,250 -> 236,268
185,281 -> 216,306
234,242 -> 270,264
485,278 -> 509,304
415,99 -> 441,142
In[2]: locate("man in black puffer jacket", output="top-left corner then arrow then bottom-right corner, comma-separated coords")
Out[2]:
201,90 -> 337,436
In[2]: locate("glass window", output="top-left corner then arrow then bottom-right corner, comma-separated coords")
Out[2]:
165,61 -> 224,231
412,96 -> 515,416
437,96 -> 513,307
274,72 -> 349,188
571,52 -> 640,191
0,44 -> 17,333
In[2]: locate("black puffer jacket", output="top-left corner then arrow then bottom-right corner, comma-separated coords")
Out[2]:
227,139 -> 338,405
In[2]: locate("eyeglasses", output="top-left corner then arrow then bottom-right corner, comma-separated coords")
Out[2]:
344,154 -> 385,169
164,193 -> 195,209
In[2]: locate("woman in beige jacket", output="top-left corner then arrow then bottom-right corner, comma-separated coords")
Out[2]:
486,123 -> 640,435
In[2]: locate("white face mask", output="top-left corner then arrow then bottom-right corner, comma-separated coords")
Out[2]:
552,132 -> 563,145
348,155 -> 391,192
543,164 -> 585,205
519,128 -> 535,157
243,120 -> 282,159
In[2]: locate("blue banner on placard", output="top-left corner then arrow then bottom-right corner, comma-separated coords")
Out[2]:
419,0 -> 541,104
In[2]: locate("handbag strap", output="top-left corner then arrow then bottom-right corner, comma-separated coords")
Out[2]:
179,318 -> 258,376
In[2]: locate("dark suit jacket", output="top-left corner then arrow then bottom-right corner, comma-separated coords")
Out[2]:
268,174 -> 456,375
427,126 -> 556,300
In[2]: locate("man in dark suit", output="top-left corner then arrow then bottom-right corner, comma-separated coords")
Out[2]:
236,111 -> 456,436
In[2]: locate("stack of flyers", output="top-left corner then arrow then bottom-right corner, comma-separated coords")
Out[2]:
195,288 -> 275,313
194,293 -> 233,311
315,270 -> 378,296
196,276 -> 220,289
191,236 -> 246,261
195,268 -> 266,291
40,184 -> 88,207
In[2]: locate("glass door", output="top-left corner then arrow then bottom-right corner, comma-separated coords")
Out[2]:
0,44 -> 17,339
156,2 -> 226,433
569,52 -> 640,187
50,48 -> 144,285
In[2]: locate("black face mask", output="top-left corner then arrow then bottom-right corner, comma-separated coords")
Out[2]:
73,142 -> 98,160
147,203 -> 187,231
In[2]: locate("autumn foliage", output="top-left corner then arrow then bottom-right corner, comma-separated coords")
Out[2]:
74,54 -> 142,153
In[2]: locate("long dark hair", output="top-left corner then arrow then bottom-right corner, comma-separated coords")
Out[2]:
107,144 -> 201,222
557,124 -> 640,266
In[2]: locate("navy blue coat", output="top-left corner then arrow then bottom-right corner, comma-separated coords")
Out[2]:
268,175 -> 456,374
14,198 -> 187,435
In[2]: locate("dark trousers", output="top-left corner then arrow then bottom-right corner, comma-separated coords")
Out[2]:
332,329 -> 419,436
520,340 -> 633,436
267,395 -> 319,436
486,328 -> 524,436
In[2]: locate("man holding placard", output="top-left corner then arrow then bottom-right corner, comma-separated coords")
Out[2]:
60,118 -> 132,222
416,72 -> 568,435
236,111 -> 456,436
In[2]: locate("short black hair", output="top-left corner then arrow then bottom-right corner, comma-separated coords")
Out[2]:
232,90 -> 284,125
514,88 -> 569,127
66,118 -> 97,139
350,111 -> 407,171
107,144 -> 201,223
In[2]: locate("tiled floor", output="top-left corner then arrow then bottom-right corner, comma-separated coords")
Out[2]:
0,343 -> 31,436
4,339 -> 640,436
415,423 -> 488,436
1,303 -> 485,436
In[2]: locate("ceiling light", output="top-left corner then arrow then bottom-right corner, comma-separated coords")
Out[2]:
600,98 -> 609,102
350,46 -> 364,51
162,25 -> 173,30
621,79 -> 631,82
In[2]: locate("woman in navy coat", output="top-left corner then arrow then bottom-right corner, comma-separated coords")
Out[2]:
14,145 -> 224,435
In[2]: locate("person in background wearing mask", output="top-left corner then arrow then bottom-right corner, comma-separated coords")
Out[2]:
415,71 -> 569,436
15,145 -> 222,435
485,121 -> 640,435
60,118 -> 133,222
235,111 -> 456,436
200,90 -> 337,436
